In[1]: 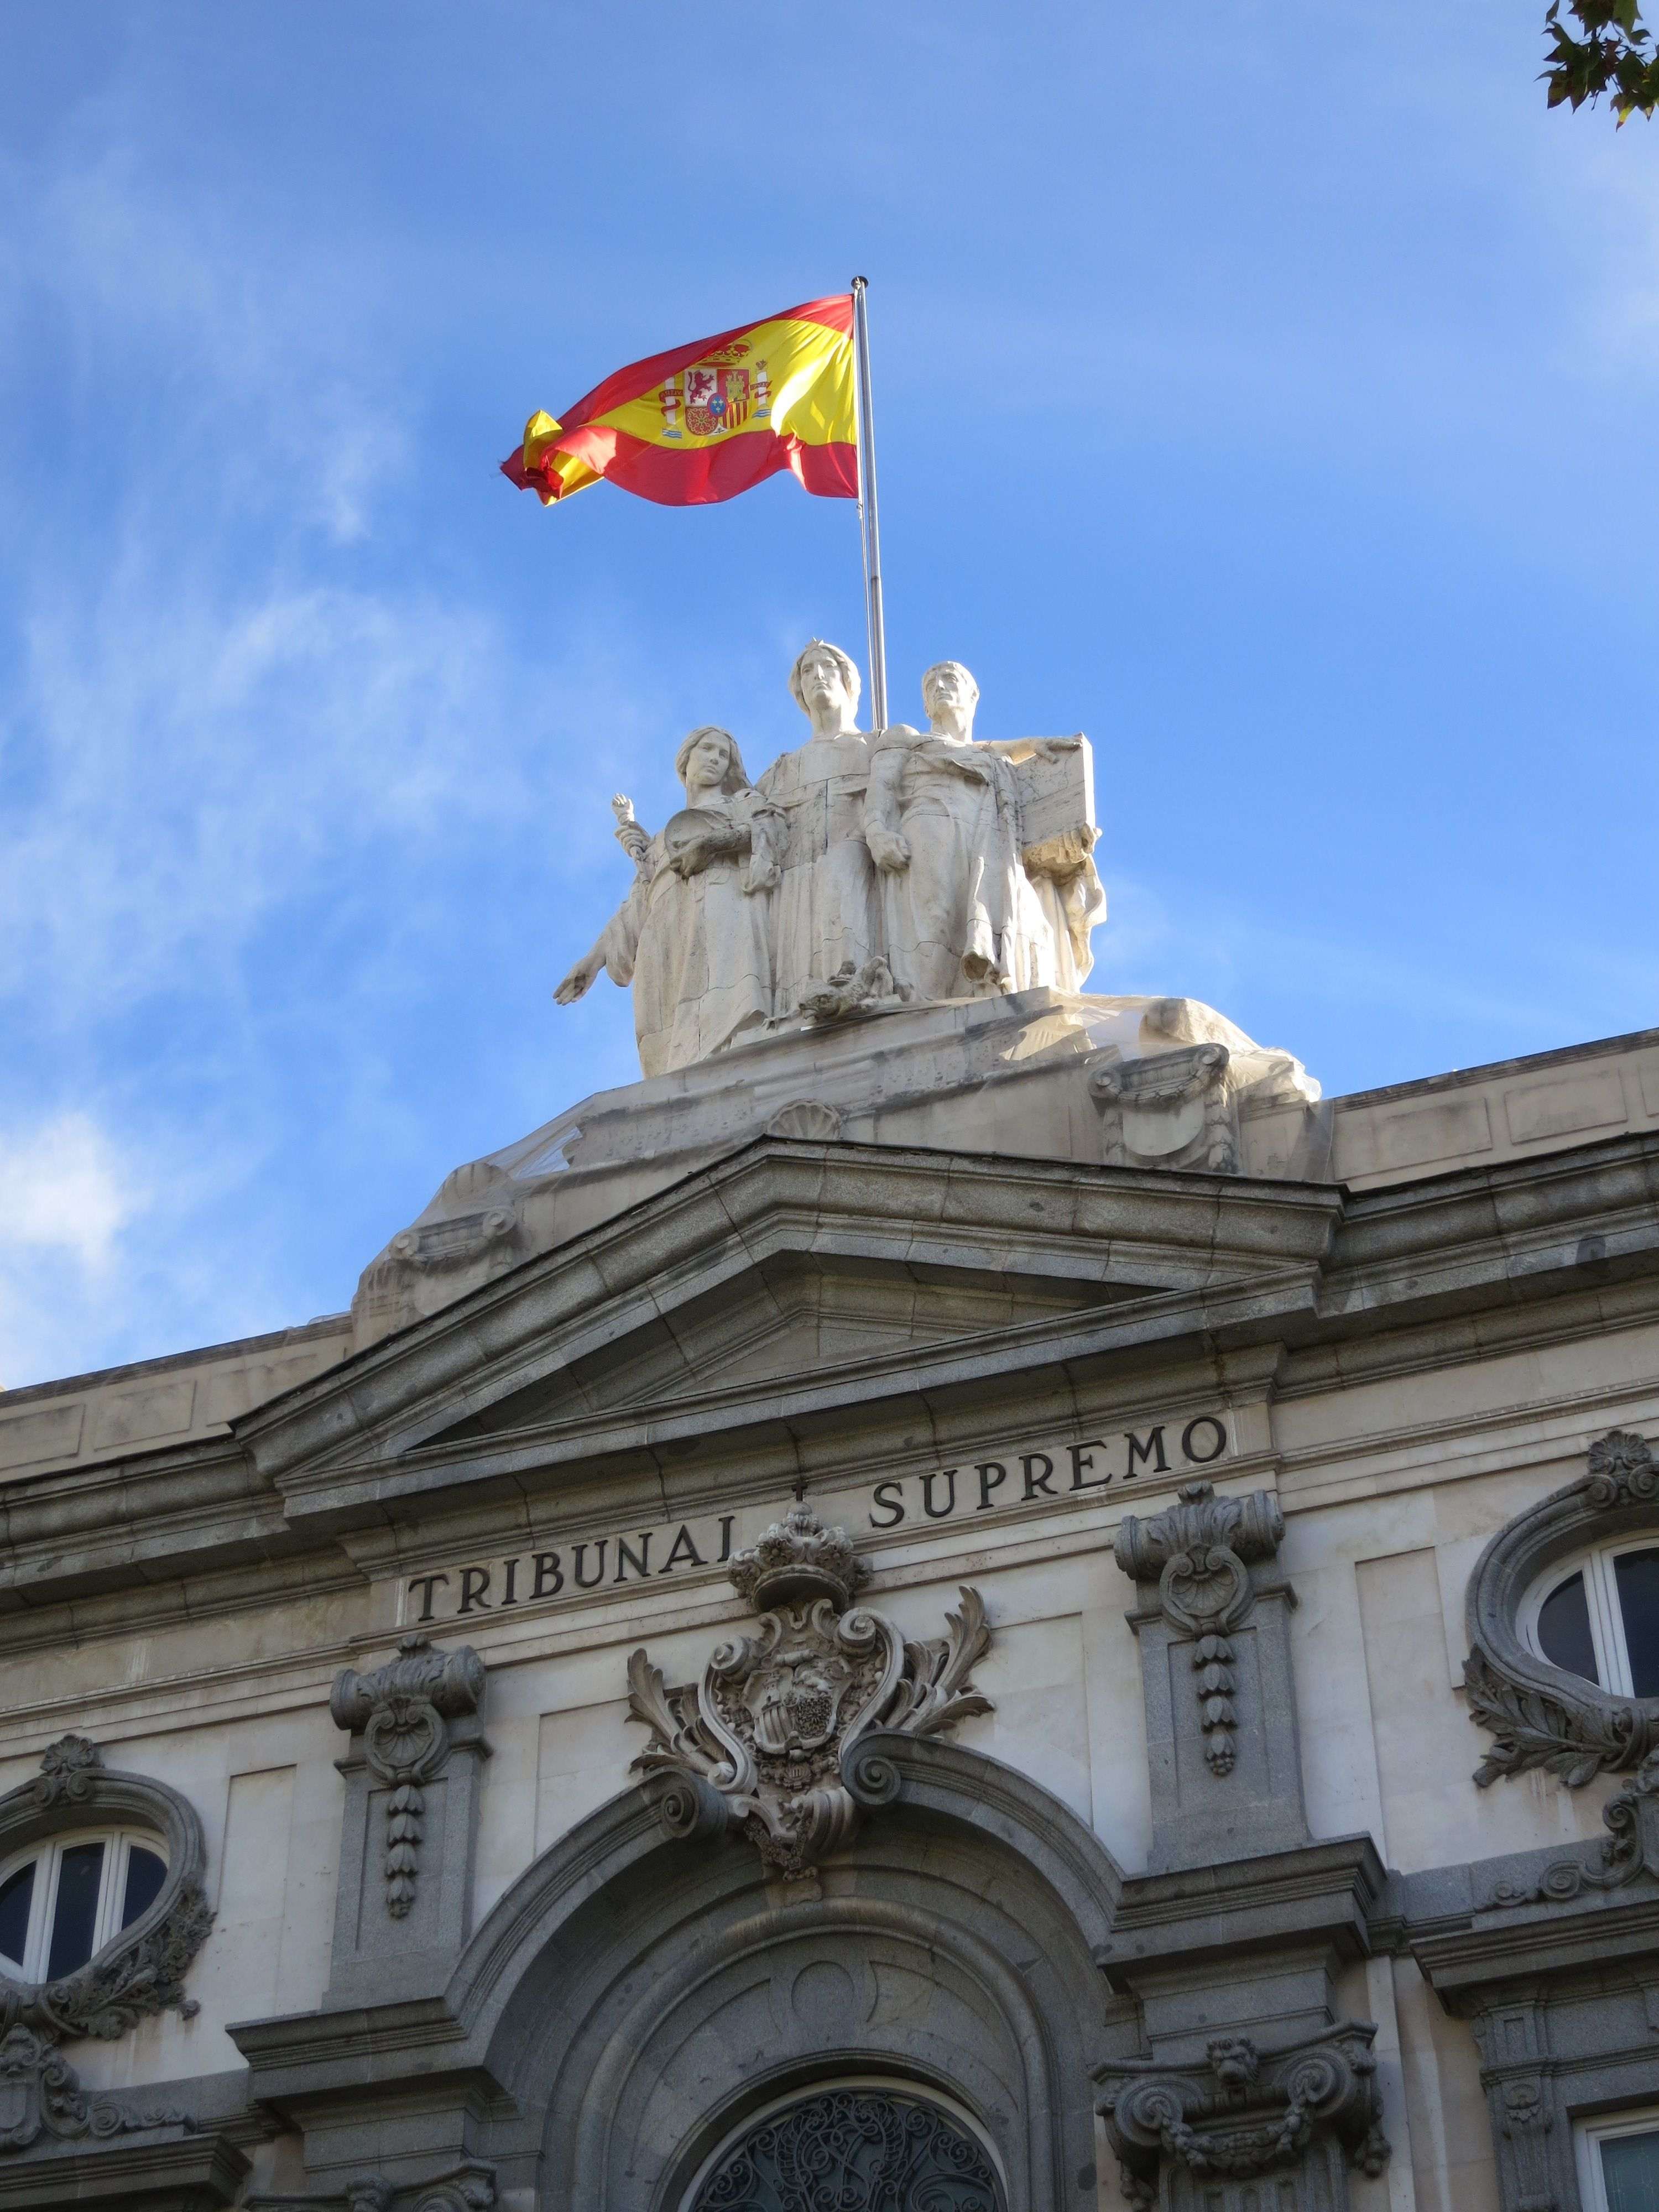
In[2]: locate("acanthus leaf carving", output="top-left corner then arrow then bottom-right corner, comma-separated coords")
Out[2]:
331,1635 -> 486,1919
1098,2023 -> 1390,2205
1114,1481 -> 1286,1776
628,1503 -> 992,1879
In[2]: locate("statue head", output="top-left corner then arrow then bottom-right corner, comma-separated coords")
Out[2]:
921,660 -> 979,740
674,724 -> 750,796
789,640 -> 862,733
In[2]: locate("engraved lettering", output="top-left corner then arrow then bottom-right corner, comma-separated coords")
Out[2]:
1181,1416 -> 1228,1465
531,1551 -> 563,1599
660,1524 -> 705,1573
408,1572 -> 450,1624
1124,1426 -> 1168,1478
718,1514 -> 735,1562
500,1556 -> 521,1607
1068,1439 -> 1112,1492
869,1480 -> 907,1528
615,1532 -> 652,1582
921,1469 -> 958,1520
1021,1452 -> 1056,1499
573,1540 -> 608,1589
975,1460 -> 1007,1511
458,1566 -> 492,1614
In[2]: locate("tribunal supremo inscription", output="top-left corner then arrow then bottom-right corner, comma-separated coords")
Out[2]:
399,1411 -> 1232,1626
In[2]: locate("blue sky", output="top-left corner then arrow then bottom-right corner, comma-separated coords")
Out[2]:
1,2 -> 1656,1388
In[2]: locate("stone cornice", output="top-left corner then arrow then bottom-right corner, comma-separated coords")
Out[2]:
1102,1835 -> 1387,1989
1,1131 -> 1657,1630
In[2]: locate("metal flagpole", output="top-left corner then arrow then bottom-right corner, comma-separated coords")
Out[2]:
851,276 -> 888,732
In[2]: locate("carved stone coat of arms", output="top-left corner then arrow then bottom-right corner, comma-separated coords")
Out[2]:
628,1504 -> 992,1879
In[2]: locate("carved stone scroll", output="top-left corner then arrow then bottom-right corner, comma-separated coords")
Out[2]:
1098,2025 -> 1389,2211
0,2021 -> 192,2154
331,1635 -> 486,1918
1089,1042 -> 1238,1175
628,1503 -> 992,1879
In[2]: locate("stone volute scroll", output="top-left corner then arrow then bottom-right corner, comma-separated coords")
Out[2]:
1097,2025 -> 1390,2212
331,1634 -> 486,1918
1113,1479 -> 1311,1871
627,1502 -> 992,1880
1464,1428 -> 1659,1788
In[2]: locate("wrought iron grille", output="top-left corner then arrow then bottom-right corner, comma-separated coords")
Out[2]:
691,2087 -> 1004,2212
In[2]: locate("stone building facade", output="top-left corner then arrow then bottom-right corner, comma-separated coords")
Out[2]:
3,988 -> 1659,2211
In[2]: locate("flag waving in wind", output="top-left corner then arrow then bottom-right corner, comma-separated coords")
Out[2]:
502,294 -> 858,509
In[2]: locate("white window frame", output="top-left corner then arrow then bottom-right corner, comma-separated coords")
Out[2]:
0,1828 -> 168,1985
1521,1537 -> 1659,1697
1575,2103 -> 1659,2211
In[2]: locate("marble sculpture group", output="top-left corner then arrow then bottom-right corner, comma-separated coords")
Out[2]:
554,639 -> 1108,1076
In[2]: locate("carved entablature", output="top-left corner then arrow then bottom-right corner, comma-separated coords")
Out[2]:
1098,2025 -> 1390,2211
1464,1429 -> 1659,1788
0,2021 -> 193,2154
331,1635 -> 486,1918
247,2162 -> 497,2212
1089,1042 -> 1238,1175
0,1735 -> 212,2048
627,1503 -> 992,1880
1115,1482 -> 1286,1776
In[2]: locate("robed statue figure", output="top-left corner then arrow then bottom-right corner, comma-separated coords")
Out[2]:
863,661 -> 1057,1004
555,726 -> 784,1077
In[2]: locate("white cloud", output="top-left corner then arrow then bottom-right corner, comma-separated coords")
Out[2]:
0,1112 -> 137,1273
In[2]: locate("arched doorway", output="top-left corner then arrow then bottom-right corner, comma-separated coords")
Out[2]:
687,2085 -> 1006,2211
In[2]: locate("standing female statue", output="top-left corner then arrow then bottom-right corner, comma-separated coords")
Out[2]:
555,727 -> 784,1077
757,641 -> 881,1015
863,661 -> 1057,1003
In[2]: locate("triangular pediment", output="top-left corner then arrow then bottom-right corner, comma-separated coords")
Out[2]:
435,1246 -> 1149,1444
241,1139 -> 1343,1517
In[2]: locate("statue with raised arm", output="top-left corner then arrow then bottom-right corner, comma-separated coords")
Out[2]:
555,726 -> 784,1077
756,641 -> 881,1015
863,661 -> 1059,1004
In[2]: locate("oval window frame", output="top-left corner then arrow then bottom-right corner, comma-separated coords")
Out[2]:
0,1736 -> 210,2041
1465,1430 -> 1659,1787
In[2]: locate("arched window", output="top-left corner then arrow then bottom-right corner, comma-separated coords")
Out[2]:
0,1828 -> 168,1985
687,2085 -> 1005,2211
1525,1541 -> 1659,1698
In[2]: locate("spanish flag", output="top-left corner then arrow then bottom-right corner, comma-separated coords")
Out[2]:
502,295 -> 857,509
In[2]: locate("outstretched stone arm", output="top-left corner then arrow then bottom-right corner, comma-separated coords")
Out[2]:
863,739 -> 912,874
555,894 -> 644,1004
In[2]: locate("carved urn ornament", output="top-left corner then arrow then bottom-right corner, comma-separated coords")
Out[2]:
331,1635 -> 486,1917
1115,1483 -> 1285,1776
628,1503 -> 992,1879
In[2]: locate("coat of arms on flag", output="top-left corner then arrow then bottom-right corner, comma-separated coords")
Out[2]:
682,361 -> 750,437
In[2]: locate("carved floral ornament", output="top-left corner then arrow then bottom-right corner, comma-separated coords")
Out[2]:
331,1635 -> 486,1918
627,1503 -> 992,1879
0,1735 -> 212,2156
1464,1429 -> 1659,1789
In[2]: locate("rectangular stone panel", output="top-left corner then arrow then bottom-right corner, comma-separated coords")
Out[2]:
89,1378 -> 196,1452
0,1400 -> 83,1470
1503,1069 -> 1627,1147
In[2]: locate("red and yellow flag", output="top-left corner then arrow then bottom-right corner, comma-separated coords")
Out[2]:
502,295 -> 857,509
